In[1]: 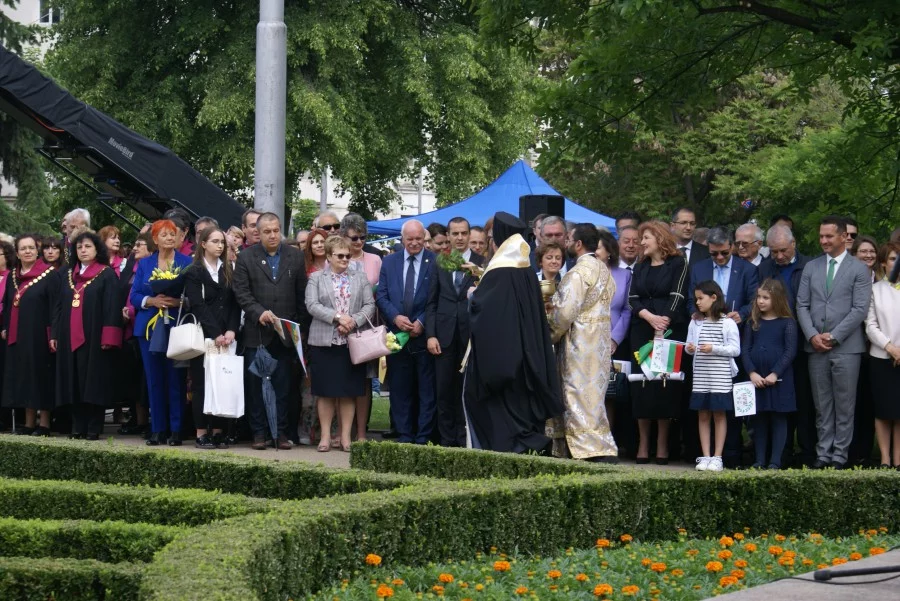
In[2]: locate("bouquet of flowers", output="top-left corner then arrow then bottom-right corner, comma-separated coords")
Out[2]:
148,264 -> 186,297
386,331 -> 409,353
436,250 -> 466,272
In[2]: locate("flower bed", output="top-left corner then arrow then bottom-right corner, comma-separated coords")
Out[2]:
316,529 -> 900,600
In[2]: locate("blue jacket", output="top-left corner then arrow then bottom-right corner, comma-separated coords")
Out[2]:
129,251 -> 193,340
376,249 -> 436,351
687,256 -> 759,322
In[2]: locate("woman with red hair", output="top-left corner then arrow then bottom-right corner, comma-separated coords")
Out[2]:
628,220 -> 689,464
98,225 -> 125,276
129,219 -> 192,446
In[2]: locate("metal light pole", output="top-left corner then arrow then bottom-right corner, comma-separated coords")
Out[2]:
254,0 -> 287,224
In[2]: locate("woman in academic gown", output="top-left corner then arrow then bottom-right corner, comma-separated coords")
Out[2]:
54,231 -> 124,439
183,226 -> 240,449
1,233 -> 61,435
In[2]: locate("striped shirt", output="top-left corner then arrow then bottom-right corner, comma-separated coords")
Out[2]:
689,317 -> 740,394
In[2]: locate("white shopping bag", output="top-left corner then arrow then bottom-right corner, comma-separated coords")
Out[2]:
203,341 -> 245,418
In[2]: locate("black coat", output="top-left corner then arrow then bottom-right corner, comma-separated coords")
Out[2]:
2,265 -> 60,410
686,242 -> 710,268
54,266 -> 124,407
425,252 -> 485,347
183,263 -> 240,339
628,255 -> 690,328
232,243 -> 309,348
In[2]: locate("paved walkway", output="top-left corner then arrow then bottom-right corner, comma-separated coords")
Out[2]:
712,549 -> 900,600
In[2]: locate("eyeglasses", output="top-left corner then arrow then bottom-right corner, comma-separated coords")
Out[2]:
347,235 -> 363,242
321,224 -> 340,231
710,250 -> 732,257
673,221 -> 697,227
332,253 -> 351,260
847,232 -> 858,239
734,241 -> 760,248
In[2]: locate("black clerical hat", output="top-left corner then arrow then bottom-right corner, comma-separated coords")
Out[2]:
492,211 -> 526,245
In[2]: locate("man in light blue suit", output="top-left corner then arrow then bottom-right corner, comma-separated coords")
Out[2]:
797,216 -> 872,469
376,220 -> 437,444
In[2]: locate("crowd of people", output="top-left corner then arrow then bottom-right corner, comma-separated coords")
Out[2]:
0,204 -> 897,471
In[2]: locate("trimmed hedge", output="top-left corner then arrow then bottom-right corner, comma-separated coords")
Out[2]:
351,440 -> 621,479
0,556 -> 142,601
0,435 -> 416,499
0,517 -> 183,563
0,477 -> 273,526
142,468 -> 900,600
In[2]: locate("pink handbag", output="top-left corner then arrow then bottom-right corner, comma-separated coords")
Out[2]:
347,314 -> 391,365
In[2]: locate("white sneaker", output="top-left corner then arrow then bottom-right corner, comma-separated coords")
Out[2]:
695,456 -> 711,471
707,456 -> 724,472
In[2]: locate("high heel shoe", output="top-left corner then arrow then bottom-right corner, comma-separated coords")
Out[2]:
635,457 -> 650,465
146,432 -> 164,446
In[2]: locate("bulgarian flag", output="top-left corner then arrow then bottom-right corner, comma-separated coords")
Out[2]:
634,331 -> 684,379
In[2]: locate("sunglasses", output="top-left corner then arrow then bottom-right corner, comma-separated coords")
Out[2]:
321,224 -> 340,231
332,253 -> 351,260
710,250 -> 731,257
347,235 -> 364,242
847,232 -> 858,239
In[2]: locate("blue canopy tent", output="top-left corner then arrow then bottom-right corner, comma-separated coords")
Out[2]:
366,160 -> 616,236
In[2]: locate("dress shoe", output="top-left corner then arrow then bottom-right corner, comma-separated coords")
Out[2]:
68,433 -> 85,440
31,427 -> 51,437
145,432 -> 164,446
85,434 -> 100,441
274,435 -> 292,450
831,461 -> 848,470
587,456 -> 619,464
251,438 -> 267,450
381,429 -> 400,439
811,459 -> 830,469
117,422 -> 148,436
655,457 -> 669,466
194,435 -> 216,450
635,457 -> 650,465
13,427 -> 34,436
226,434 -> 240,446
167,433 -> 182,446
212,433 -> 229,449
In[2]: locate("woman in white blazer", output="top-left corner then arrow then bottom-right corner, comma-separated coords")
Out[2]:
305,236 -> 375,452
865,242 -> 900,468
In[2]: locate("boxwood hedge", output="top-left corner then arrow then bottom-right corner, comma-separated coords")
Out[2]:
0,556 -> 142,601
0,517 -> 184,563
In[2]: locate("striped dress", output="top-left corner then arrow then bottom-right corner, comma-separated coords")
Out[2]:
688,317 -> 740,411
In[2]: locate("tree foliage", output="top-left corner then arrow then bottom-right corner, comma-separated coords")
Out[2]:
44,0 -> 539,220
475,0 -> 900,238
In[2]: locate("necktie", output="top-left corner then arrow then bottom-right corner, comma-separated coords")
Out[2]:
403,255 -> 416,315
680,246 -> 688,260
453,270 -> 464,292
826,258 -> 836,294
714,265 -> 725,290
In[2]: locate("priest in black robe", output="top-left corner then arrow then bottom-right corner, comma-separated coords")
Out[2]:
463,212 -> 563,453
54,231 -> 124,439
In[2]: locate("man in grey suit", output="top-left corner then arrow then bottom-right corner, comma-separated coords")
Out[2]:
796,216 -> 873,469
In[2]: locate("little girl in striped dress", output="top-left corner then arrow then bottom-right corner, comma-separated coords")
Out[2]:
686,281 -> 740,472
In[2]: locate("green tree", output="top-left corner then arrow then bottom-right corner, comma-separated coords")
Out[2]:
45,0 -> 539,219
476,0 -> 900,235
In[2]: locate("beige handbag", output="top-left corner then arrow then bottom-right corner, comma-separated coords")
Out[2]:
347,314 -> 390,365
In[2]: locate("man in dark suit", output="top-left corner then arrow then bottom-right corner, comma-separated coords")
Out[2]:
687,226 -> 759,468
233,212 -> 309,450
425,217 -> 485,446
376,219 -> 437,444
758,224 -> 815,466
670,207 -> 709,267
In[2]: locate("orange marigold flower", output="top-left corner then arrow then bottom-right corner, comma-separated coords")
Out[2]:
734,533 -> 745,541
782,550 -> 797,559
870,547 -> 887,556
432,585 -> 445,595
706,561 -> 724,573
849,553 -> 863,561
802,559 -> 814,566
641,558 -> 652,567
375,584 -> 394,598
768,546 -> 784,556
549,585 -> 558,591
593,583 -> 614,597
494,560 -> 511,572
718,550 -> 733,560
459,582 -> 469,589
391,579 -> 404,586
866,529 -> 878,536
687,549 -> 700,556
515,586 -> 528,595
438,573 -> 454,583
775,534 -> 786,542
547,570 -> 562,579
620,534 -> 633,543
731,569 -> 746,580
650,562 -> 667,573
596,538 -> 611,548
621,585 -> 640,596
671,569 -> 685,577
719,536 -> 734,547
832,557 -> 848,566
719,576 -> 739,587
475,584 -> 484,592
743,543 -> 757,553
734,559 -> 748,568
678,528 -> 687,535
778,556 -> 794,567
879,526 -> 888,533
365,553 -> 382,566
818,564 -> 828,569
576,573 -> 589,582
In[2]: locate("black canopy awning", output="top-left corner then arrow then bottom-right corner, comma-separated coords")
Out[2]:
0,44 -> 246,229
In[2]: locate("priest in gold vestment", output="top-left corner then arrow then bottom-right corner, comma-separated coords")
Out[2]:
547,224 -> 618,461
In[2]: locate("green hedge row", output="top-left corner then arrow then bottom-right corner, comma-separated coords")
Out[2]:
0,517 -> 183,563
0,477 -> 272,526
142,468 -> 900,600
0,436 -> 416,499
0,556 -> 142,601
351,440 -> 620,479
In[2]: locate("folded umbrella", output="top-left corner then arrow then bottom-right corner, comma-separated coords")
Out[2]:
248,346 -> 280,450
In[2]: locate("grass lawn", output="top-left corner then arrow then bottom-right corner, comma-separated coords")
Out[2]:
369,395 -> 391,432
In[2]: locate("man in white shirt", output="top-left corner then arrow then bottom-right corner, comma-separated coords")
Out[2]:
735,223 -> 764,266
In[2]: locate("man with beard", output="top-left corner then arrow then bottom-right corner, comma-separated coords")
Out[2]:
463,212 -> 563,453
547,223 -> 618,462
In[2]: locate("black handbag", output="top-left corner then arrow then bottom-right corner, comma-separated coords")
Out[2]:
606,361 -> 630,402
